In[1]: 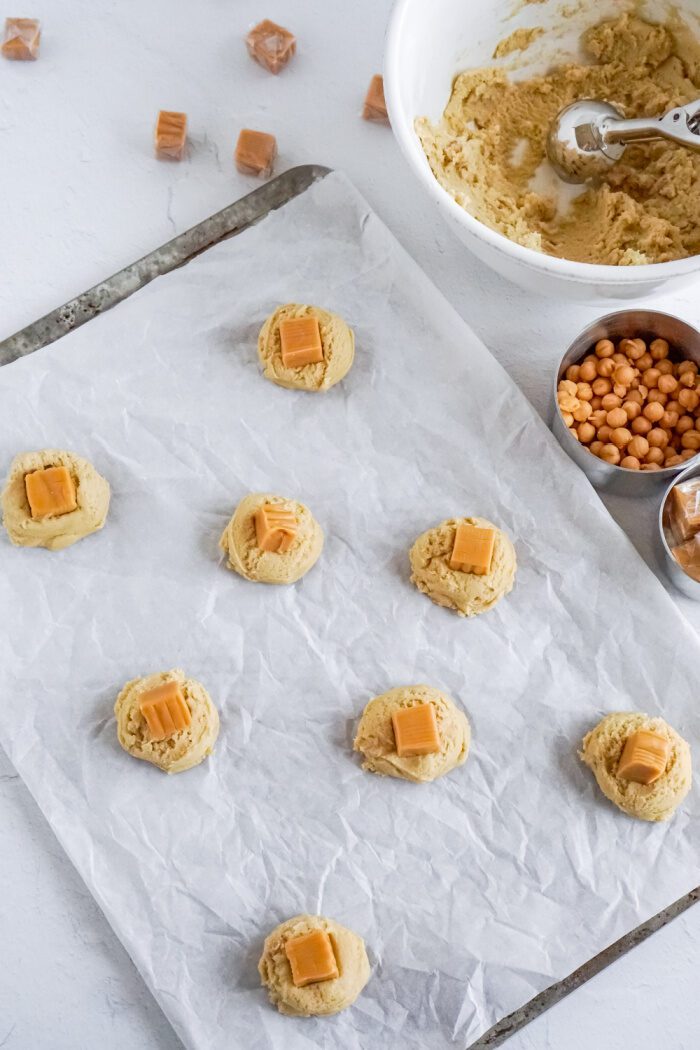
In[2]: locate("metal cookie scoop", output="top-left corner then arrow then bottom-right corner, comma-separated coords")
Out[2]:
547,97 -> 700,183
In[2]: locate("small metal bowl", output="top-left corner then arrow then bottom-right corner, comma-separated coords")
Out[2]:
552,310 -> 700,496
658,459 -> 700,601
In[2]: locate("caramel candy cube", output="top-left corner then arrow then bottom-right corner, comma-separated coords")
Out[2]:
392,703 -> 441,758
255,504 -> 297,553
617,730 -> 670,785
672,536 -> 700,583
362,74 -> 388,123
279,317 -> 324,369
246,19 -> 296,74
285,930 -> 339,987
24,466 -> 77,519
670,480 -> 700,545
155,111 -> 187,161
450,524 -> 495,575
2,18 -> 40,60
139,681 -> 192,741
235,128 -> 277,178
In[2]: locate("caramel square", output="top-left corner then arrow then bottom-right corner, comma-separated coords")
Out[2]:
139,681 -> 192,741
362,74 -> 388,123
235,129 -> 277,177
672,536 -> 700,583
285,930 -> 339,987
255,504 -> 297,553
392,703 -> 441,758
670,480 -> 700,545
617,730 -> 670,785
24,466 -> 77,519
279,317 -> 324,369
450,524 -> 495,575
2,18 -> 40,60
155,110 -> 187,161
246,19 -> 296,75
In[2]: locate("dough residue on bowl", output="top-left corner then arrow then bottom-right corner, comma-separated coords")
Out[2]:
416,12 -> 700,265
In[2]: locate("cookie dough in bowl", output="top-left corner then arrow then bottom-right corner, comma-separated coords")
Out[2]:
409,516 -> 516,617
219,492 -> 323,585
258,303 -> 355,391
258,913 -> 370,1016
1,448 -> 110,551
354,684 -> 470,783
580,712 -> 692,822
115,669 -> 219,774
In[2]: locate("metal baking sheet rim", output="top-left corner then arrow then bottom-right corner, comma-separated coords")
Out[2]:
1,163 -> 697,1049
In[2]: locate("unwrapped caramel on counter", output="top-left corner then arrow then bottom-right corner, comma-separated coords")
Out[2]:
362,74 -> 388,123
139,680 -> 192,741
2,18 -> 40,60
24,466 -> 77,519
617,729 -> 670,785
392,703 -> 441,757
672,535 -> 700,583
669,479 -> 700,545
235,128 -> 277,177
255,504 -> 297,552
284,930 -> 339,987
450,523 -> 495,575
155,111 -> 187,160
279,316 -> 324,368
246,19 -> 295,74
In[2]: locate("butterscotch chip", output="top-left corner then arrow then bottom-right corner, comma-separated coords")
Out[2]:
246,19 -> 295,74
284,930 -> 339,987
155,111 -> 187,160
235,128 -> 277,177
391,703 -> 440,757
139,680 -> 192,741
617,730 -> 671,785
24,466 -> 77,519
362,74 -> 388,123
2,17 -> 40,60
449,523 -> 495,575
279,316 -> 324,368
254,503 -> 297,553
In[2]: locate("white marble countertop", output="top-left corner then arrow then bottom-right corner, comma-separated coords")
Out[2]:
0,2 -> 698,1047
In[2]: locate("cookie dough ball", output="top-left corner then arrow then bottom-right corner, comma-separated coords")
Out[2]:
114,669 -> 219,775
219,492 -> 323,585
1,449 -> 110,551
409,516 -> 516,617
580,712 -> 692,822
258,914 -> 370,1016
354,684 -> 470,783
258,303 -> 355,392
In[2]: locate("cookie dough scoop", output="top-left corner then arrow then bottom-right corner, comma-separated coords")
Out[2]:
547,97 -> 700,184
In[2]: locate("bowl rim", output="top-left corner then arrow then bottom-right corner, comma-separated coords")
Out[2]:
384,0 -> 700,284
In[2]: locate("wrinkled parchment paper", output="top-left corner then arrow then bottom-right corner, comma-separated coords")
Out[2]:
0,173 -> 698,1050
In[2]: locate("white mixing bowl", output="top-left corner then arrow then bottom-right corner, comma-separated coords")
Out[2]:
384,0 -> 700,302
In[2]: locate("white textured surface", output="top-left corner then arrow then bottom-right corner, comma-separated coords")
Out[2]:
0,2 -> 698,1048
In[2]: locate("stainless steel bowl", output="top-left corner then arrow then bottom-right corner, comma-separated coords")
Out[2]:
552,310 -> 700,496
658,459 -> 700,601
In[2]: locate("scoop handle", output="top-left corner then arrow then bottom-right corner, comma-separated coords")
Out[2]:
601,100 -> 700,150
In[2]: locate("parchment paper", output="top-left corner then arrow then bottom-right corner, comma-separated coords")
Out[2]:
0,172 -> 698,1050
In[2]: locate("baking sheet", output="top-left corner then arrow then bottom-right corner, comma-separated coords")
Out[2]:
0,171 -> 697,1050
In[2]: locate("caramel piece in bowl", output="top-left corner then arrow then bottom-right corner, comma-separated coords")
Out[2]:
246,19 -> 295,74
617,729 -> 670,785
392,703 -> 441,757
2,18 -> 40,60
24,466 -> 77,519
139,680 -> 192,742
285,930 -> 339,987
450,523 -> 495,575
235,129 -> 277,177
